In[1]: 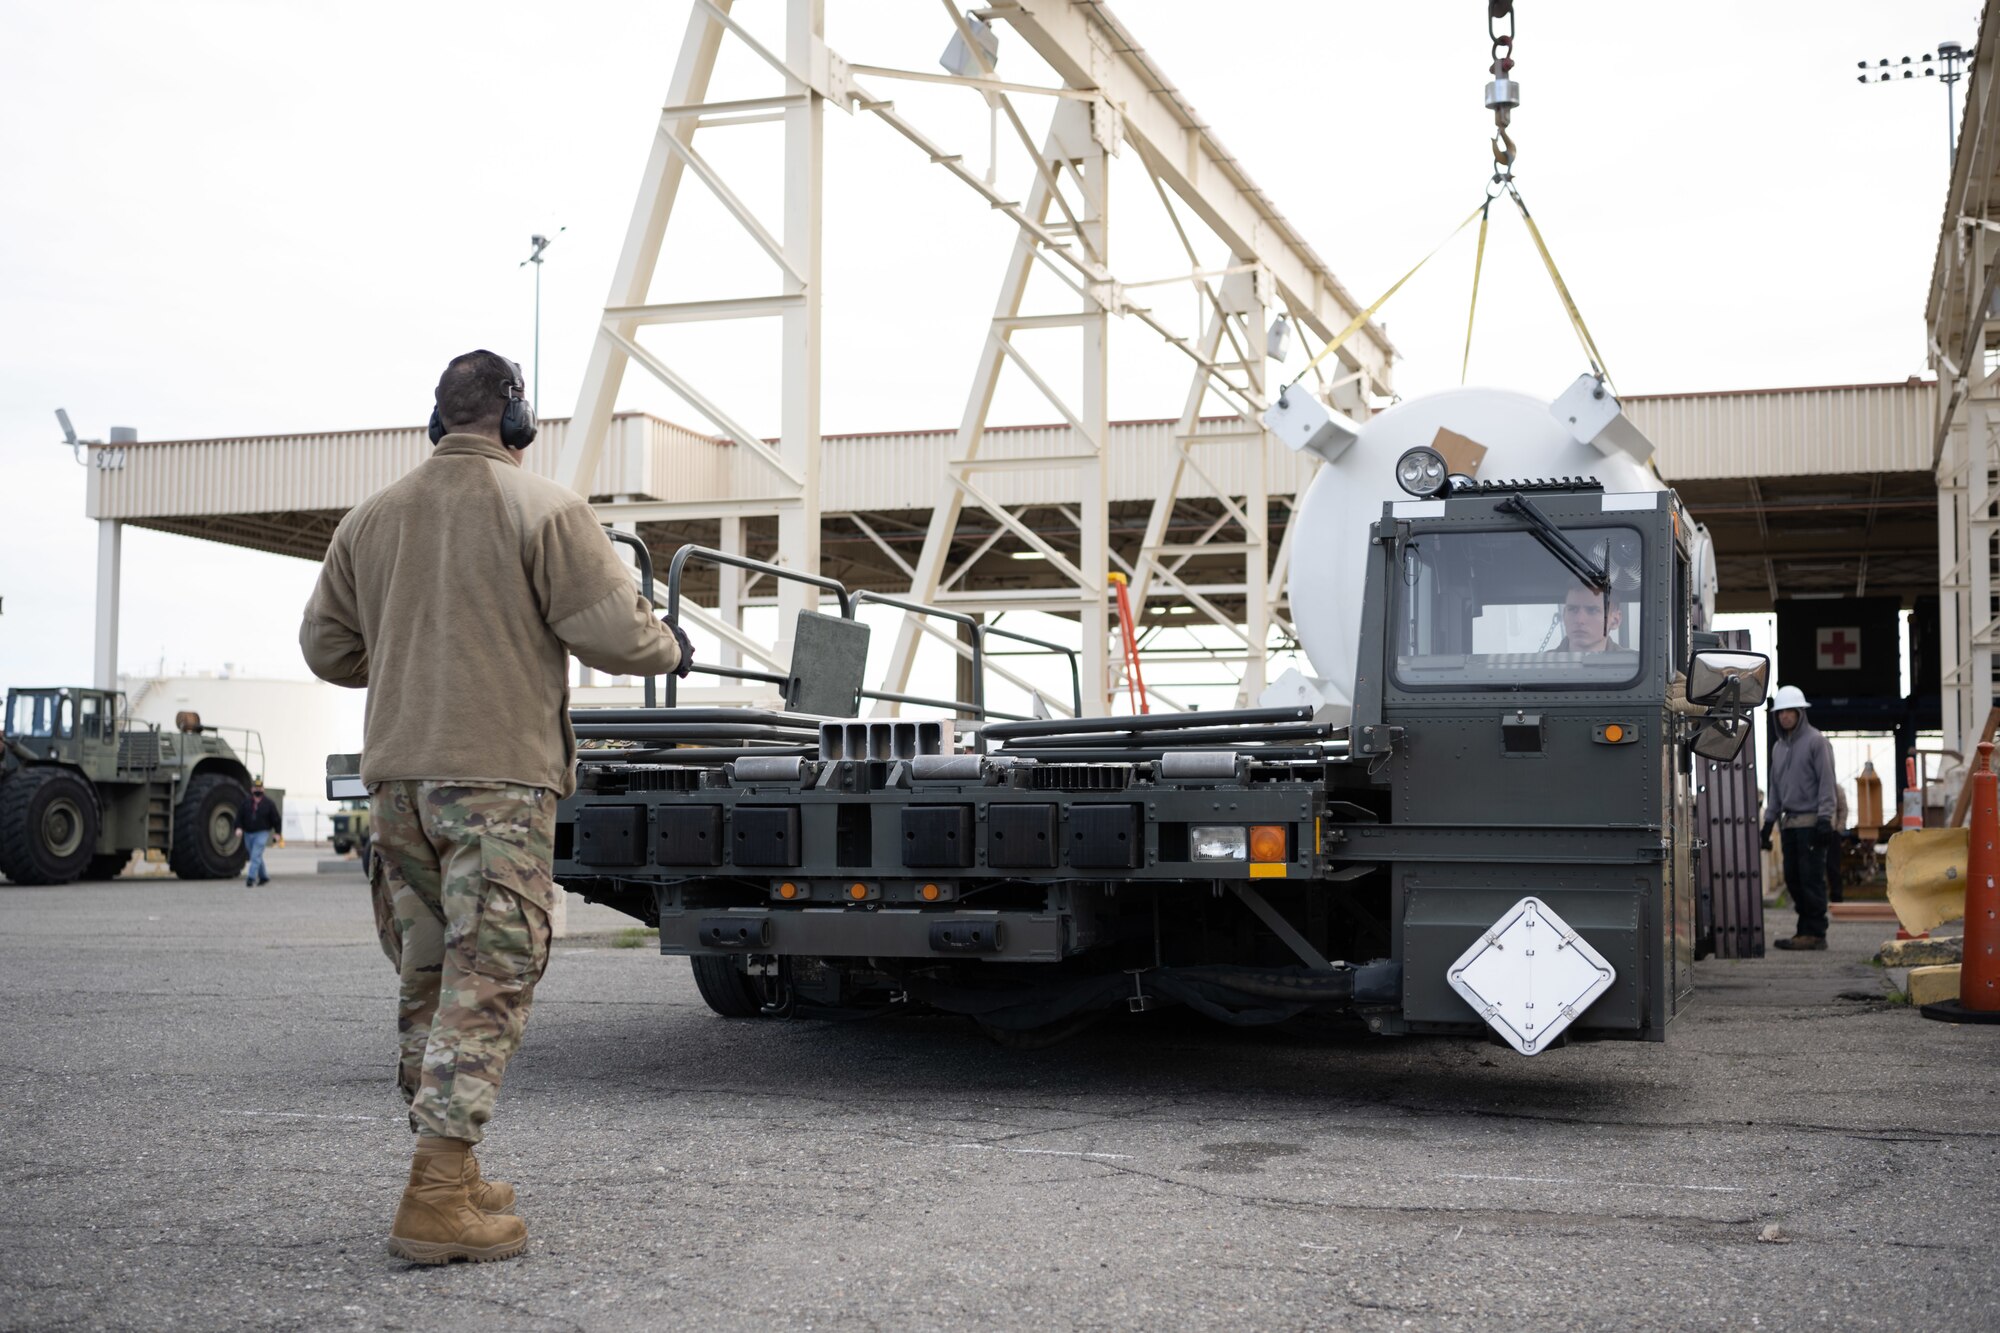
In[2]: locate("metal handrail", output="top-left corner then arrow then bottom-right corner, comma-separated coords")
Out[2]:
850,588 -> 987,720
663,546 -> 854,706
641,542 -> 1085,725
977,622 -> 1084,719
601,529 -> 658,707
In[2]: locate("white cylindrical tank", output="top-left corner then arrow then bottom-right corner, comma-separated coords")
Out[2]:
1288,386 -> 1663,705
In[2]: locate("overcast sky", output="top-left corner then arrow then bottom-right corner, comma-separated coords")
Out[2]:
0,0 -> 1978,694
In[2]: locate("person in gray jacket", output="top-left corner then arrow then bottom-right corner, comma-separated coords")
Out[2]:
1760,685 -> 1838,950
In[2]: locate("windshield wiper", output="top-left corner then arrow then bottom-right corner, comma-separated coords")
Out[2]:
1494,493 -> 1609,592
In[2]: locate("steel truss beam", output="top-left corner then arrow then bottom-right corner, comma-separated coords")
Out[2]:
1926,7 -> 2000,762
558,0 -> 824,645
561,2 -> 1385,715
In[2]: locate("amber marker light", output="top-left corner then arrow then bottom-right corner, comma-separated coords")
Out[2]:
777,881 -> 800,900
1248,825 -> 1287,863
1603,724 -> 1625,743
919,883 -> 942,902
848,882 -> 870,900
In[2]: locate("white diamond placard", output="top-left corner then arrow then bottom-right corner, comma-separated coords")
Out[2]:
1446,897 -> 1616,1056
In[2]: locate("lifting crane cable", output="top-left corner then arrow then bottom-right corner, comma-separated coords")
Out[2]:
1460,198 -> 1492,384
1283,201 -> 1489,390
1507,184 -> 1614,392
1288,1 -> 1617,399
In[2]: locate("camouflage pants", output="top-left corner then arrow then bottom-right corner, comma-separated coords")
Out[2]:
367,781 -> 557,1143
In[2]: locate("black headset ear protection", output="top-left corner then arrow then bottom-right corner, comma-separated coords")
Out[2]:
428,353 -> 539,448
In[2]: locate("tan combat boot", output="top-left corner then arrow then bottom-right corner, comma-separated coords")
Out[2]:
387,1137 -> 528,1264
465,1151 -> 516,1214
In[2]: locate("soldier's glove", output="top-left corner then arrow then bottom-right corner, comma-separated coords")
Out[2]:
664,618 -> 695,679
1760,819 -> 1774,852
1815,815 -> 1834,842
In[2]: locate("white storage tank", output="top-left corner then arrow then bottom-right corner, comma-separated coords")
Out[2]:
1285,385 -> 1668,705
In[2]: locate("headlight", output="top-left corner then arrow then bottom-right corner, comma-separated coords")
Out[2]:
1395,445 -> 1449,498
1191,825 -> 1248,861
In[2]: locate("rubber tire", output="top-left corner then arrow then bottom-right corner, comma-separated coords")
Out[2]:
0,769 -> 101,886
690,956 -> 765,1017
82,852 -> 130,880
168,773 -> 249,880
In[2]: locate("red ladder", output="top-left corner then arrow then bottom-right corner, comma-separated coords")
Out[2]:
1107,572 -> 1149,714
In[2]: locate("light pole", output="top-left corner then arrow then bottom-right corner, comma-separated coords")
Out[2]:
1857,42 -> 1971,167
519,228 -> 564,403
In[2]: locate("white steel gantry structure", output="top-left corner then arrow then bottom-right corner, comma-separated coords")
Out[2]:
556,0 -> 1394,715
1929,5 -> 2000,762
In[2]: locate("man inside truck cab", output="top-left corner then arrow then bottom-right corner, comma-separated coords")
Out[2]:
1554,583 -> 1622,653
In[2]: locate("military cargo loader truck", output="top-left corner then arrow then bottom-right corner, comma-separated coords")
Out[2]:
538,380 -> 1767,1053
1,687 -> 273,885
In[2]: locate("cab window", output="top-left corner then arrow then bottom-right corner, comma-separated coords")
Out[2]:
79,695 -> 102,739
1395,526 -> 1645,689
7,693 -> 58,738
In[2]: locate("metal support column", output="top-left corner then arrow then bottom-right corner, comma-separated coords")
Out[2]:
93,519 -> 120,691
775,0 -> 825,647
878,101 -> 1111,713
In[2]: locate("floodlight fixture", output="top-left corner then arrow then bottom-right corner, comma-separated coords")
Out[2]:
1856,38 -> 1971,164
519,226 -> 565,403
1267,315 -> 1292,361
940,11 -> 999,78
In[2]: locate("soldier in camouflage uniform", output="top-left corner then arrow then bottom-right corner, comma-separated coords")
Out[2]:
302,351 -> 686,1264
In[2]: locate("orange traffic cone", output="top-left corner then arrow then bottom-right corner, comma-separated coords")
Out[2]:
1922,740 -> 2000,1024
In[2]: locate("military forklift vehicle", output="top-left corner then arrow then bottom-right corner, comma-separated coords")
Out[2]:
534,441 -> 1766,1054
1,688 -> 276,886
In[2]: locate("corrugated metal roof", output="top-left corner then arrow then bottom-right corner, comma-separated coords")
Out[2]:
87,413 -> 1314,519
1628,380 -> 1937,480
86,380 -> 1938,526
87,414 -> 723,520
820,418 -> 1315,511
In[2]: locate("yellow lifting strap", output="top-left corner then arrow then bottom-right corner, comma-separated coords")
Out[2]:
1509,188 -> 1615,393
1459,200 -> 1492,384
1290,201 -> 1488,387
1289,188 -> 1617,398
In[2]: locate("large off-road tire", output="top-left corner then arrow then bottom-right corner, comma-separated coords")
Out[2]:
0,769 -> 101,886
168,773 -> 249,880
82,852 -> 130,880
690,956 -> 767,1017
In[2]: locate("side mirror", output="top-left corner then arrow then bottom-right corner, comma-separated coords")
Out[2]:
1685,649 -> 1769,708
1689,712 -> 1753,763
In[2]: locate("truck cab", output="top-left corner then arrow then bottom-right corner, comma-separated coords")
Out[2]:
1336,477 -> 1727,1044
5,688 -> 124,782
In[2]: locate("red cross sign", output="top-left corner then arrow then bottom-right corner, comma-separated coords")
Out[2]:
1817,626 -> 1861,671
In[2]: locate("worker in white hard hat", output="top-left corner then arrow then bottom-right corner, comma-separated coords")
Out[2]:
1760,684 -> 1837,951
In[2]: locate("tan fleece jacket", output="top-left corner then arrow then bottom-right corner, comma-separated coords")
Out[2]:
299,433 -> 680,796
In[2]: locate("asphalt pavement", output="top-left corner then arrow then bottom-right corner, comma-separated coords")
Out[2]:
1,849 -> 1995,1331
